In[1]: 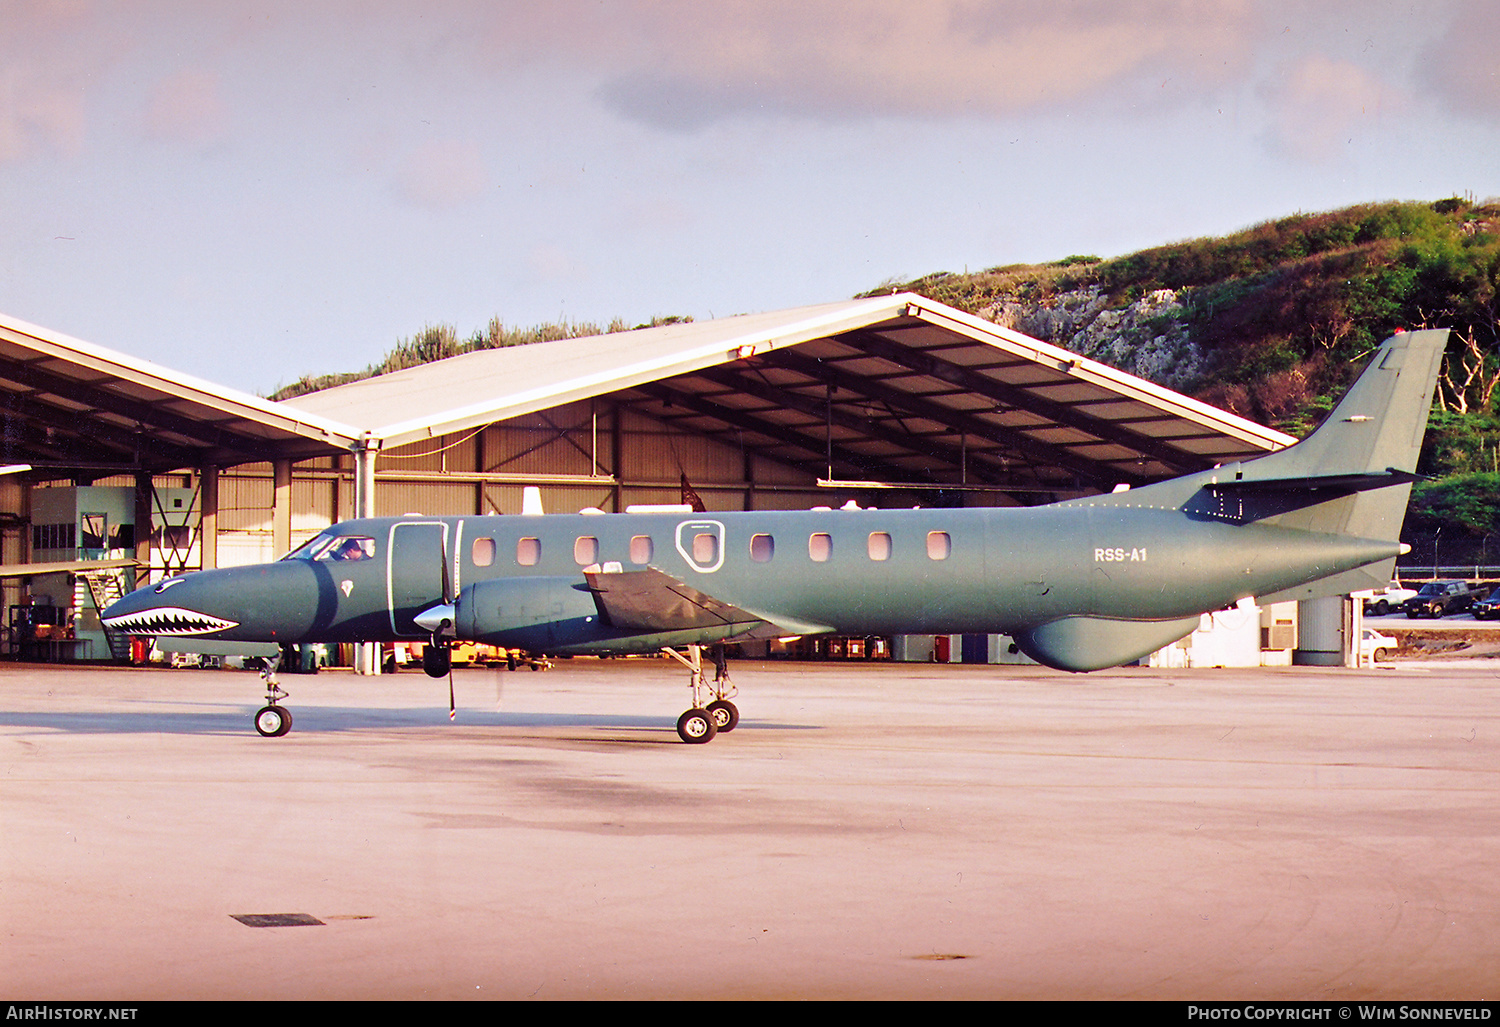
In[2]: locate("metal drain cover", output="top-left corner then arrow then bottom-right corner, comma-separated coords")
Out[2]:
232,913 -> 326,928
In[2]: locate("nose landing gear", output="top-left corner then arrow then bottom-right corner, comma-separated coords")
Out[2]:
252,652 -> 292,737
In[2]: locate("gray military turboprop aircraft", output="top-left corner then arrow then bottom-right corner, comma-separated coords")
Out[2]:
103,329 -> 1447,742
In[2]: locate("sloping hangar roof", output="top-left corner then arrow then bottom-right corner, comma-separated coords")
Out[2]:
1,295 -> 1294,495
0,312 -> 360,474
283,293 -> 1294,497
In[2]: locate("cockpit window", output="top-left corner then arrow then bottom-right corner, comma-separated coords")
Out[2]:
284,533 -> 376,562
325,536 -> 375,561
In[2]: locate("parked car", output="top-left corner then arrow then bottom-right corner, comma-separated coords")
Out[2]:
1360,627 -> 1398,663
1402,580 -> 1481,618
1470,587 -> 1500,619
1358,581 -> 1418,615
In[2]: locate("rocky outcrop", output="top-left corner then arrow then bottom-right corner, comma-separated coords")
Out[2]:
976,286 -> 1210,393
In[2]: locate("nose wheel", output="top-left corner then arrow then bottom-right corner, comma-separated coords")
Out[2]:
664,643 -> 738,744
254,703 -> 293,737
252,653 -> 293,737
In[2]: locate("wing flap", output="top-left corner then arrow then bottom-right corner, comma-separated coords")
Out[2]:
583,566 -> 768,634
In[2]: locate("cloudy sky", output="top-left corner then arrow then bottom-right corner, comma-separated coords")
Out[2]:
2,1 -> 1497,396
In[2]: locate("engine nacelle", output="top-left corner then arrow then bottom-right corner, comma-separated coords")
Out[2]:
454,576 -> 605,651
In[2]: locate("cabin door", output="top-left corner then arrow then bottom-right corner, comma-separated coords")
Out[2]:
675,519 -> 726,574
387,521 -> 450,636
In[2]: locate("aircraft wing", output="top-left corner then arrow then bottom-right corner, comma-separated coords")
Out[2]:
582,566 -> 825,640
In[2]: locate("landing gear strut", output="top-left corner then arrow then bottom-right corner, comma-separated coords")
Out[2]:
663,642 -> 738,744
253,651 -> 293,737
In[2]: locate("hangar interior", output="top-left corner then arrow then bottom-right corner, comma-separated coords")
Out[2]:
1,295 -> 1352,669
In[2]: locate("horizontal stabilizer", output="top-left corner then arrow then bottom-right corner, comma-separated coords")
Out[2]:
1194,468 -> 1427,524
1207,468 -> 1424,495
1257,561 -> 1399,605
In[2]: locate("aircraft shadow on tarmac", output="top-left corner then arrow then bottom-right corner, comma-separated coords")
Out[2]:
0,705 -> 817,737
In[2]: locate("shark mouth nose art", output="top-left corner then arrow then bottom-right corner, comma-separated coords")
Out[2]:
101,607 -> 239,636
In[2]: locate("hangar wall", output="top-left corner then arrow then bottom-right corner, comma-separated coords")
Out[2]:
123,398 -> 847,571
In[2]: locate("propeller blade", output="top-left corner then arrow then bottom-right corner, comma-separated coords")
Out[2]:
440,527 -> 456,720
439,528 -> 453,605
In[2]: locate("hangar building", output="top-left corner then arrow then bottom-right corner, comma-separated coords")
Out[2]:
0,293 -> 1316,667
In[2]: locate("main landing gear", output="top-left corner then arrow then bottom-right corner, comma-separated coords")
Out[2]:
662,642 -> 738,744
253,652 -> 292,737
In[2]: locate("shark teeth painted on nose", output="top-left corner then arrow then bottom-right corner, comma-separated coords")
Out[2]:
101,607 -> 239,636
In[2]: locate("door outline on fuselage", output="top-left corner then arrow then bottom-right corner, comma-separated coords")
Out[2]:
386,520 -> 451,636
675,519 -> 725,574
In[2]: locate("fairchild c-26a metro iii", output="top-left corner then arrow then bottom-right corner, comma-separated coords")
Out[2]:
102,329 -> 1447,742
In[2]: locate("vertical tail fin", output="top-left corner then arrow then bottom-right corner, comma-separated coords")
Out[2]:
1250,329 -> 1446,482
1234,329 -> 1447,540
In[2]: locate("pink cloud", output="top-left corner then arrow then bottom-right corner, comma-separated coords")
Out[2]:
1260,55 -> 1403,164
144,68 -> 227,143
0,0 -> 97,161
469,1 -> 1265,128
1419,0 -> 1500,124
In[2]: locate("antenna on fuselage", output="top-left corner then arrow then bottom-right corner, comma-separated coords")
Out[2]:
522,486 -> 545,515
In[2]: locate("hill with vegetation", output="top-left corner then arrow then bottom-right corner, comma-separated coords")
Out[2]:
864,198 -> 1500,568
269,314 -> 693,401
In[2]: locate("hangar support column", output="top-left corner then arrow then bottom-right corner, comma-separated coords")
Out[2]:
272,460 -> 292,559
1293,596 -> 1354,666
200,465 -> 218,571
353,437 -> 380,676
133,472 -> 153,589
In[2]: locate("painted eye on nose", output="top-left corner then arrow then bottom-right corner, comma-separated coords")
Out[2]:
153,578 -> 185,594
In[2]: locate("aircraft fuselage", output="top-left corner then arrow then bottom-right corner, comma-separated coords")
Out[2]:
102,500 -> 1395,665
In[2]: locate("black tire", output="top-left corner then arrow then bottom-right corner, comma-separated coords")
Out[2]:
676,708 -> 717,744
1372,648 -> 1390,662
1373,600 -> 1389,616
707,699 -> 739,732
423,644 -> 451,678
254,705 -> 291,737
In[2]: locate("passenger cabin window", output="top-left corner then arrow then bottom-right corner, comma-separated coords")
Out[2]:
517,537 -> 541,566
750,533 -> 774,563
630,535 -> 653,565
574,536 -> 599,566
472,537 -> 495,567
692,533 -> 718,566
867,531 -> 891,561
809,532 -> 832,563
927,531 -> 951,560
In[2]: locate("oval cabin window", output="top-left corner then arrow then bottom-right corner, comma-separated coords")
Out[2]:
516,537 -> 541,566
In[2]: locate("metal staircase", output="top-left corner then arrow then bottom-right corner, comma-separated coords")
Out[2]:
79,570 -> 132,662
